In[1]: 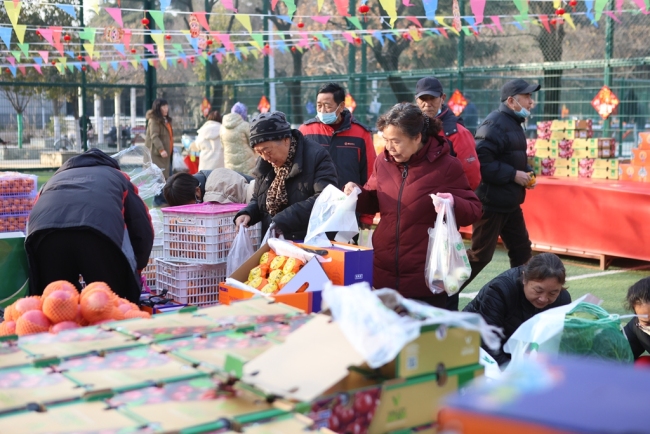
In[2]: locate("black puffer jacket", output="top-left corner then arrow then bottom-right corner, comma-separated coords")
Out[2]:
624,317 -> 650,360
235,130 -> 338,241
463,266 -> 572,365
474,103 -> 532,212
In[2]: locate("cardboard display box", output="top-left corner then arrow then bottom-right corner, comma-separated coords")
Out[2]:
533,139 -> 558,149
533,147 -> 558,159
632,148 -> 649,166
550,119 -> 593,131
0,340 -> 33,370
549,129 -> 592,140
296,241 -> 373,286
579,167 -> 618,180
242,315 -> 483,434
218,243 -> 330,313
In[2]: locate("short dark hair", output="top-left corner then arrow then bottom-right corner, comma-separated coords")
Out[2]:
625,277 -> 650,311
206,110 -> 222,122
163,172 -> 199,206
376,103 -> 442,144
317,83 -> 346,105
522,253 -> 567,287
151,98 -> 170,120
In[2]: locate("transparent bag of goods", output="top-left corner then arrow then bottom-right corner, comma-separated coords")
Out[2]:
424,195 -> 471,295
226,225 -> 255,276
112,145 -> 165,200
303,184 -> 361,247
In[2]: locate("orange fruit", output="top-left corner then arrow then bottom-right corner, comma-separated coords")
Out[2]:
50,321 -> 80,334
42,281 -> 79,302
3,304 -> 17,322
80,290 -> 114,324
14,296 -> 43,319
42,290 -> 78,324
111,307 -> 125,321
74,305 -> 89,327
124,310 -> 151,319
81,282 -> 117,302
0,321 -> 16,336
15,311 -> 51,336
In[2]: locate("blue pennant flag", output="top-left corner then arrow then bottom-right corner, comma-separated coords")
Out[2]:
275,38 -> 287,53
73,62 -> 82,71
464,16 -> 478,33
159,0 -> 170,11
0,27 -> 12,50
57,4 -> 77,19
111,61 -> 119,71
277,15 -> 292,24
512,21 -> 524,30
235,51 -> 242,61
323,32 -> 334,42
8,65 -> 16,77
385,33 -> 395,42
113,44 -> 125,55
35,57 -> 43,66
190,38 -> 200,53
66,50 -> 75,58
141,60 -> 148,71
372,31 -> 384,46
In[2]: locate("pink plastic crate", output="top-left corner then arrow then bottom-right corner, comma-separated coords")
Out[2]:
162,203 -> 261,264
154,258 -> 226,307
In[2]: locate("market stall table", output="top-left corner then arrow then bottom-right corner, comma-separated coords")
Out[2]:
461,177 -> 650,268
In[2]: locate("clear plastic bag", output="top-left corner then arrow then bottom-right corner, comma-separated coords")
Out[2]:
226,225 -> 255,276
112,145 -> 166,200
172,149 -> 189,173
304,184 -> 361,247
260,222 -> 285,245
149,209 -> 164,244
425,195 -> 471,295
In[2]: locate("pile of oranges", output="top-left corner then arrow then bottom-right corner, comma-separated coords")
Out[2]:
0,280 -> 151,336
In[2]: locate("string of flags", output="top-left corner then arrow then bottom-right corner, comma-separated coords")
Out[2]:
1,0 -> 648,77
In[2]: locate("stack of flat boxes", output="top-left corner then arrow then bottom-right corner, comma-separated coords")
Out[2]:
619,132 -> 649,182
530,120 -> 618,179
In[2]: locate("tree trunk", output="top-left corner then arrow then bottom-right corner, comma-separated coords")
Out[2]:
534,3 -> 566,120
288,52 -> 304,124
209,61 -> 224,111
17,113 -> 23,149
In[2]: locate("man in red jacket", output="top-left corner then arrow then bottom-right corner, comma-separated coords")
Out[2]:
300,83 -> 376,226
415,77 -> 481,190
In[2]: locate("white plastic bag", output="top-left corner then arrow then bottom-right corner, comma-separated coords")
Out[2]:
322,282 -> 503,369
149,209 -> 164,244
304,184 -> 361,247
226,225 -> 255,276
425,195 -> 471,295
172,149 -> 189,173
358,228 -> 374,248
260,222 -> 285,245
112,145 -> 166,200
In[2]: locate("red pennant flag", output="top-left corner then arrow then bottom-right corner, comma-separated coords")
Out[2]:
539,14 -> 551,33
192,12 -> 211,31
333,0 -> 350,17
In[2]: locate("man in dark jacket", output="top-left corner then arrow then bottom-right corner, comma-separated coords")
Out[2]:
414,77 -> 481,190
299,83 -> 375,225
235,111 -> 338,241
453,79 -> 540,310
26,148 -> 154,303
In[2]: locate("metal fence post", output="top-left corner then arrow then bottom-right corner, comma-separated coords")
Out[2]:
603,0 -> 614,137
359,15 -> 368,121
79,0 -> 88,151
263,0 -> 270,99
457,0 -> 465,93
347,0 -> 357,99
144,0 -> 157,111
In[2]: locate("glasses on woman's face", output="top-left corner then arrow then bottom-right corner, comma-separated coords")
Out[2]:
254,145 -> 274,157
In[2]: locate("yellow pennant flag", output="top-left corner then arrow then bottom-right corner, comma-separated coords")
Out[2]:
56,63 -> 65,74
553,0 -> 561,8
131,59 -> 138,68
89,0 -> 100,14
563,13 -> 576,29
151,32 -> 166,64
4,1 -> 21,27
379,0 -> 397,27
58,56 -> 67,68
160,58 -> 168,70
408,28 -> 422,41
14,24 -> 26,43
436,16 -> 460,36
83,43 -> 94,59
235,14 -> 252,33
363,35 -> 374,46
334,40 -> 344,47
317,0 -> 324,12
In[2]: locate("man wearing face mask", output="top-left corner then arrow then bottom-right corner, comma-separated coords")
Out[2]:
415,77 -> 481,190
299,83 -> 375,197
450,79 -> 540,311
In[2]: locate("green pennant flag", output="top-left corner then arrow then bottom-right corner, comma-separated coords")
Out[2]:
100,62 -> 109,72
283,0 -> 296,19
149,10 -> 165,31
512,0 -> 529,24
251,33 -> 264,49
462,27 -> 471,35
198,56 -> 206,65
172,43 -> 183,53
78,28 -> 96,43
347,16 -> 363,30
10,51 -> 21,62
17,43 -> 29,57
67,63 -> 74,72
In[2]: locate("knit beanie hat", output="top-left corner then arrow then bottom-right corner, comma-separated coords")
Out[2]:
249,111 -> 292,148
231,102 -> 248,121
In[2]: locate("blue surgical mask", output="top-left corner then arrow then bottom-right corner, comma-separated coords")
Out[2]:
513,98 -> 531,119
317,104 -> 341,125
436,108 -> 442,116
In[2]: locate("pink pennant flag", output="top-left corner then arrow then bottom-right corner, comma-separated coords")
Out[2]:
342,31 -> 355,44
490,15 -> 504,33
603,10 -> 622,21
616,0 -> 624,13
403,0 -> 414,5
539,14 -> 551,33
7,57 -> 15,66
311,15 -> 330,24
34,63 -> 42,74
214,33 -> 234,51
51,26 -> 64,56
144,43 -> 156,54
333,0 -> 350,17
298,31 -> 310,48
18,65 -> 26,75
216,52 -> 224,63
120,60 -> 129,70
630,0 -> 649,13
469,0 -> 486,24
38,50 -> 49,63
38,28 -> 54,46
123,29 -> 132,52
222,0 -> 237,12
193,12 -> 211,31
438,27 -> 448,38
406,16 -> 423,27
105,8 -> 123,27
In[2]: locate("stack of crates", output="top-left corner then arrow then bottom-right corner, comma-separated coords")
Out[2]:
155,203 -> 262,307
0,173 -> 37,233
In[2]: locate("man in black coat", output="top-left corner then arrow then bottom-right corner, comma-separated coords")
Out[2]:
26,148 -> 154,303
462,79 -> 540,291
234,111 -> 339,241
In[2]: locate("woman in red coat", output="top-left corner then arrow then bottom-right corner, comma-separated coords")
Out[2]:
344,103 -> 483,308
